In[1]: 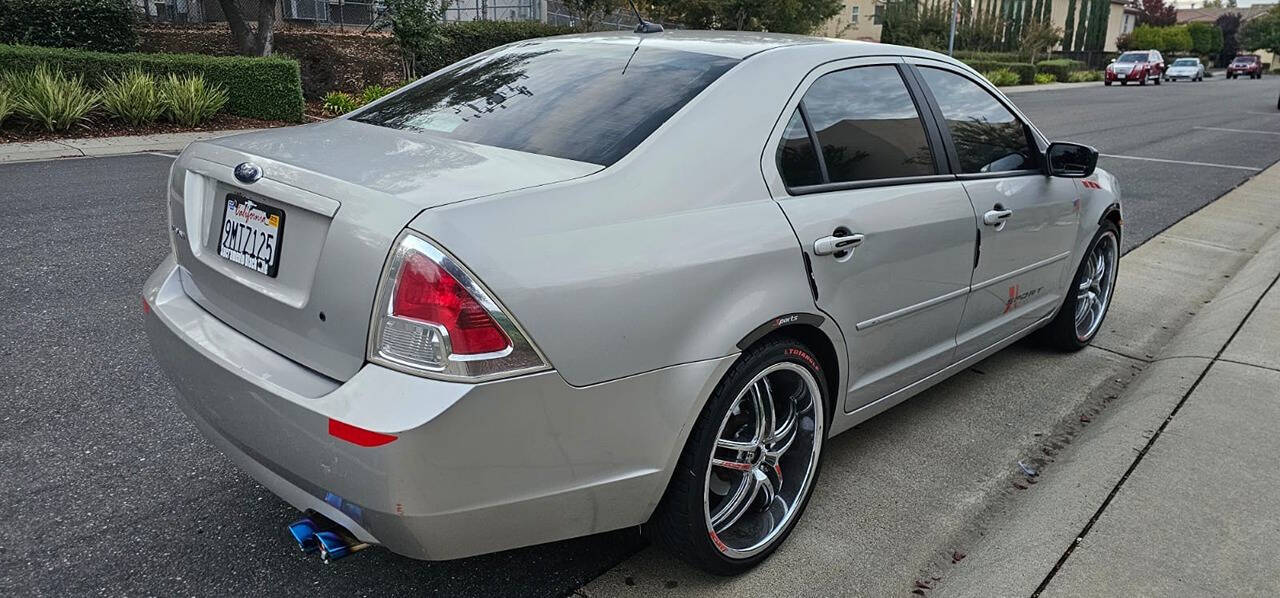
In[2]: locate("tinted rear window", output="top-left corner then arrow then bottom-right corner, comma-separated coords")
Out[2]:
352,41 -> 738,166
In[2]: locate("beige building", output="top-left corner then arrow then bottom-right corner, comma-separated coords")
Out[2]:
816,0 -> 886,41
819,0 -> 1131,52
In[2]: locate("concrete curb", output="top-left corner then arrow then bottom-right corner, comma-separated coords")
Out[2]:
0,129 -> 262,164
935,163 -> 1280,597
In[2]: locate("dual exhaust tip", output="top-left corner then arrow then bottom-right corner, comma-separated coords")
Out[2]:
287,515 -> 370,564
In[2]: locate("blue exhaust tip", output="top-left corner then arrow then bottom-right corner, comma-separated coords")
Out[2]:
315,531 -> 352,563
287,518 -> 320,554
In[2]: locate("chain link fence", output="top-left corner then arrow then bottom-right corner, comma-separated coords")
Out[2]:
135,0 -> 549,27
135,0 -> 677,30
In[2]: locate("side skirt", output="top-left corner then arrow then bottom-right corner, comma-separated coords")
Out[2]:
828,313 -> 1054,437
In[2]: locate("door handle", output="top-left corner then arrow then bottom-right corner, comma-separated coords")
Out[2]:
983,209 -> 1012,230
814,233 -> 865,256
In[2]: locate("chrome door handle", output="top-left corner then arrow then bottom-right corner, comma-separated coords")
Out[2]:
813,233 -> 864,256
983,209 -> 1013,228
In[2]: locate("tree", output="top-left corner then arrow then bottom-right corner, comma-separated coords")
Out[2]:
1130,23 -> 1163,49
376,0 -> 449,79
1216,12 -> 1242,66
1186,21 -> 1221,55
218,0 -> 278,56
1138,0 -> 1176,27
1160,24 -> 1193,53
1021,21 -> 1063,63
650,0 -> 843,33
1240,6 -> 1280,56
1063,0 -> 1077,50
560,0 -> 620,29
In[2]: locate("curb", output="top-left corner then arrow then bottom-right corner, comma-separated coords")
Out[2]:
935,162 -> 1280,597
0,128 -> 262,164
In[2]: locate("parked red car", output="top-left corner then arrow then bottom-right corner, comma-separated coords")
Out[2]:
1105,50 -> 1165,86
1226,55 -> 1263,79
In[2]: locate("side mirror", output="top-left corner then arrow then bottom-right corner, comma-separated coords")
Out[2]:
1045,141 -> 1098,178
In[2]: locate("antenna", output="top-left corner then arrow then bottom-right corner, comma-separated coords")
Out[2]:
628,0 -> 664,33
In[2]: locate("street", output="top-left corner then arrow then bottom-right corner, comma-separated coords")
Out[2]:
2,77 -> 1279,597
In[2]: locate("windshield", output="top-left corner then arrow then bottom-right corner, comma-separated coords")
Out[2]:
1232,56 -> 1257,63
352,41 -> 739,166
1173,59 -> 1197,66
1116,52 -> 1148,63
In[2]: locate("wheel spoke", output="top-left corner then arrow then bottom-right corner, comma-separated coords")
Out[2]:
711,474 -> 759,533
716,437 -> 756,452
712,457 -> 754,471
755,379 -> 776,446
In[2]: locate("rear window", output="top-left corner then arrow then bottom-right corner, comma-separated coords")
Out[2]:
352,41 -> 738,166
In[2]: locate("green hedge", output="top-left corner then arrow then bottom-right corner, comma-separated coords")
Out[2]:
954,51 -> 1028,63
962,60 -> 1037,84
415,21 -> 577,77
1036,59 -> 1087,82
0,45 -> 304,122
0,0 -> 136,52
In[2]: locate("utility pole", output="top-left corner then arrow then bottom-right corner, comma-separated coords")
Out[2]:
948,0 -> 958,55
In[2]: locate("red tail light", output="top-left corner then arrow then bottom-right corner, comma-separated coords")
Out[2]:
392,252 -> 509,354
369,231 -> 548,381
328,418 -> 397,447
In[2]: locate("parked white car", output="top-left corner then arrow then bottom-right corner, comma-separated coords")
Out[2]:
1165,58 -> 1205,82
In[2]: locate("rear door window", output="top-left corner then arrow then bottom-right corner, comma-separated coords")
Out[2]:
778,65 -> 937,187
917,67 -> 1039,174
354,41 -> 738,166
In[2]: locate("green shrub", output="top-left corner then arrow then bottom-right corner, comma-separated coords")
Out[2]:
964,60 -> 1037,84
1034,72 -> 1058,84
13,65 -> 100,131
983,69 -> 1022,86
1036,58 -> 1087,81
323,91 -> 361,115
159,73 -> 229,126
101,68 -> 165,125
415,21 -> 576,77
0,89 -> 13,126
0,0 -> 136,52
954,51 -> 1028,63
0,45 -> 304,122
360,84 -> 394,104
1067,70 -> 1103,82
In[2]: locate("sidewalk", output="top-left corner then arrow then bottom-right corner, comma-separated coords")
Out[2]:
0,128 -> 259,163
1039,261 -> 1280,595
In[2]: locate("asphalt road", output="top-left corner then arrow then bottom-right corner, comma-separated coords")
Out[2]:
1,76 -> 1278,597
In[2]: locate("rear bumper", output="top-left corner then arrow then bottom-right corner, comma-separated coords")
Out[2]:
144,256 -> 735,560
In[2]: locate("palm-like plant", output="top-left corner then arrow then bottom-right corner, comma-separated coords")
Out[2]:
13,65 -> 101,132
101,69 -> 166,126
160,73 -> 229,126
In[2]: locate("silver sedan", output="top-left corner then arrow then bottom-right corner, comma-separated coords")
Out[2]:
144,30 -> 1122,574
1165,57 -> 1205,82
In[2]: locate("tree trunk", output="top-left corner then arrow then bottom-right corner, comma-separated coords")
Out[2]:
218,0 -> 256,55
255,0 -> 278,55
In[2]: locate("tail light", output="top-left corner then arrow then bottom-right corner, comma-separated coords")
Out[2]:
368,231 -> 548,382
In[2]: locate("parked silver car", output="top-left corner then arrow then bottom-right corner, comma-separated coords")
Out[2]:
1165,57 -> 1205,82
144,31 -> 1122,574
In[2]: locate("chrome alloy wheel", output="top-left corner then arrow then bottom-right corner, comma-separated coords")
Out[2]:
1075,231 -> 1118,341
703,362 -> 823,559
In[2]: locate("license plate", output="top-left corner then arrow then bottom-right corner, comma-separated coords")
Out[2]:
218,194 -> 285,277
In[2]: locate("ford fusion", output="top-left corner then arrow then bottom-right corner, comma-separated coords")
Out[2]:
144,31 -> 1121,574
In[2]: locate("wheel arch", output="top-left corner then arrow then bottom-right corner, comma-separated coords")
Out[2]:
736,314 -> 843,422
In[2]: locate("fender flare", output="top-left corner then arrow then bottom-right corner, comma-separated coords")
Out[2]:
735,312 -> 826,350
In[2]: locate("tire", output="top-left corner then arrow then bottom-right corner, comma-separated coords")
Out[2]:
1105,81 -> 1112,86
1154,75 -> 1161,85
646,337 -> 828,575
1038,222 -> 1120,351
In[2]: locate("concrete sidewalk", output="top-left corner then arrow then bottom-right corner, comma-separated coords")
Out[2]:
0,128 -> 259,163
1039,259 -> 1280,596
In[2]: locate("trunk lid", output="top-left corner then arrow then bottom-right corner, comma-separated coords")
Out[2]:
166,119 -> 601,381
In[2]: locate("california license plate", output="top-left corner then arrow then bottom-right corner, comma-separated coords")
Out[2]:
218,194 -> 285,277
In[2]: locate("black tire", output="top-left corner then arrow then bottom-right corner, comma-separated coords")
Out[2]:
1105,80 -> 1112,86
1037,221 -> 1121,351
1154,75 -> 1161,85
646,337 -> 828,576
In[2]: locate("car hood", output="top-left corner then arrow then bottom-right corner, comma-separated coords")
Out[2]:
207,118 -> 603,210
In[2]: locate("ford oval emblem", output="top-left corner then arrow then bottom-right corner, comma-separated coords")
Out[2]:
234,162 -> 262,184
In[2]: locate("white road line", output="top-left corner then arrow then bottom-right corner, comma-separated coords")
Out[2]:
1246,111 -> 1280,116
1098,153 -> 1262,171
147,152 -> 180,158
1193,126 -> 1280,135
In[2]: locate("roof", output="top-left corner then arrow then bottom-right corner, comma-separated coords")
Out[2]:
1177,4 -> 1275,23
533,30 -> 866,60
